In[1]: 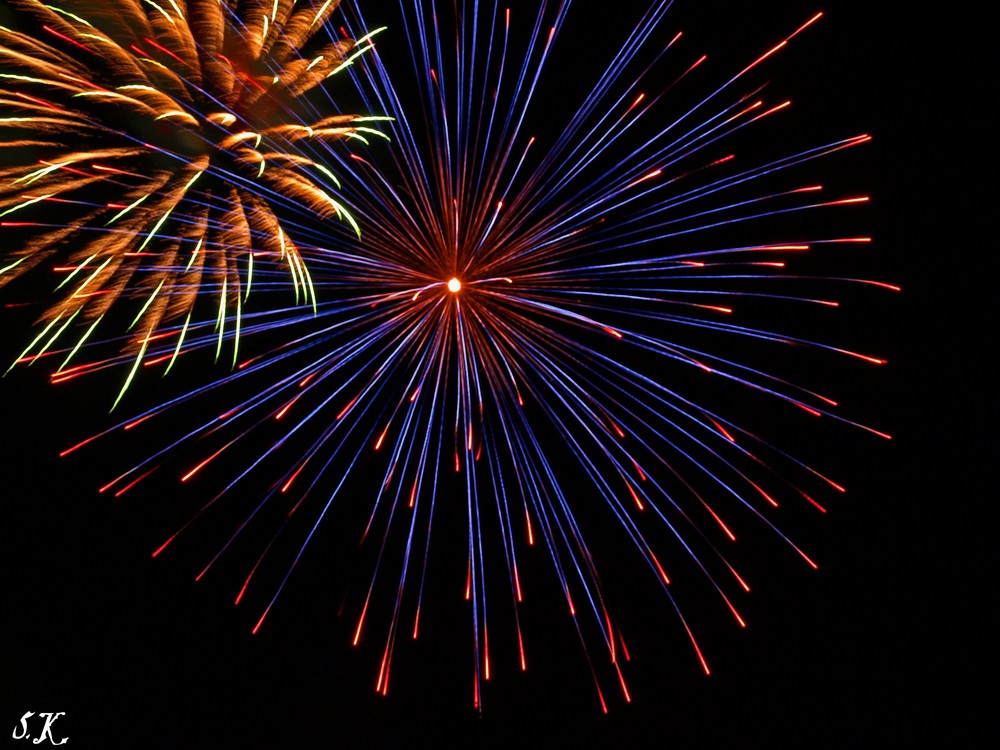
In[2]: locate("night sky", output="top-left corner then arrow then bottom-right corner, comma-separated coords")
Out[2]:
1,1 -> 989,747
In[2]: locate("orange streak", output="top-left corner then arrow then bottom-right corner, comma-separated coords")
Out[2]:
181,445 -> 228,482
281,462 -> 307,493
336,395 -> 358,420
709,418 -> 736,443
352,598 -> 370,646
650,552 -> 670,585
627,483 -> 644,511
275,395 -> 300,420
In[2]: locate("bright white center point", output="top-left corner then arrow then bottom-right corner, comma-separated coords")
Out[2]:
447,277 -> 462,293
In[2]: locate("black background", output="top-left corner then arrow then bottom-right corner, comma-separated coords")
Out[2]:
2,0 -> 991,747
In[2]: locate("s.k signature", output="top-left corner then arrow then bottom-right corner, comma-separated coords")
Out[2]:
11,711 -> 69,746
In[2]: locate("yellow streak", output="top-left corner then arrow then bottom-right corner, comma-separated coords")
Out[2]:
15,161 -> 66,186
166,0 -> 185,20
111,326 -> 154,412
155,110 -> 196,122
142,0 -> 177,25
355,27 -> 388,46
136,57 -> 170,71
0,74 -> 59,86
214,276 -> 227,362
0,257 -> 27,276
321,193 -> 360,237
164,311 -> 193,375
73,91 -> 131,100
185,238 -> 203,271
208,112 -> 237,127
129,279 -> 166,330
8,313 -> 65,374
328,44 -> 376,77
35,308 -> 83,362
312,0 -> 334,27
137,170 -> 203,251
107,193 -> 151,225
0,192 -> 52,218
285,242 -> 302,304
233,289 -> 242,367
298,256 -> 318,312
245,251 -> 254,300
71,256 -> 114,299
352,126 -> 391,140
312,163 -> 341,189
43,5 -> 95,27
57,314 -> 104,373
55,253 -> 97,291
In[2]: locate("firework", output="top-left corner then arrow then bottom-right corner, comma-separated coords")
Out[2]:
49,0 -> 892,711
0,0 -> 386,404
